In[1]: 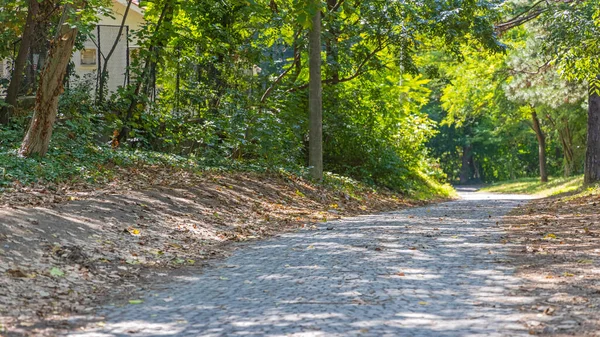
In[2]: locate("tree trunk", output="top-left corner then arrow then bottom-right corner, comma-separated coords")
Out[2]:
308,3 -> 323,180
546,113 -> 574,177
459,144 -> 472,184
97,0 -> 132,104
531,109 -> 548,183
23,0 -> 53,95
325,0 -> 339,85
119,1 -> 173,142
1,0 -> 38,125
20,8 -> 78,157
471,157 -> 481,182
559,123 -> 574,177
584,77 -> 600,184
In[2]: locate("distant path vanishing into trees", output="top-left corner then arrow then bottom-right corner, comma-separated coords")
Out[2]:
68,190 -> 542,337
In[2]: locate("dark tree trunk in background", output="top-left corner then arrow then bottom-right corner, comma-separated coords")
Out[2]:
531,109 -> 548,183
459,144 -> 472,184
471,158 -> 481,182
1,0 -> 38,125
508,152 -> 515,180
120,1 -> 173,142
23,0 -> 54,95
546,114 -> 575,177
584,77 -> 600,184
325,0 -> 340,85
20,7 -> 78,157
308,3 -> 323,180
559,123 -> 574,177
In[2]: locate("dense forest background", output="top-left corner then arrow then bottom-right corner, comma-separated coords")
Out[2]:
0,0 -> 599,195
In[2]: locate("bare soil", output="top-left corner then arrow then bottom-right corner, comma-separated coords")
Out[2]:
501,190 -> 600,336
0,166 -> 425,336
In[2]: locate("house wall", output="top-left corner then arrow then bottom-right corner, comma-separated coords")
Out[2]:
1,1 -> 144,96
0,60 -> 11,81
71,0 -> 145,93
97,0 -> 145,35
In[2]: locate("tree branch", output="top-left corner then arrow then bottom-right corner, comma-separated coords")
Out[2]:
495,0 -> 548,33
260,47 -> 301,102
329,0 -> 344,13
499,0 -> 545,26
260,29 -> 303,103
289,38 -> 389,92
507,59 -> 552,76
495,10 -> 547,33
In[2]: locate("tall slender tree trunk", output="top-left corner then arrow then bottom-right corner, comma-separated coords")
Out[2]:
308,3 -> 323,180
559,124 -> 574,177
509,150 -> 516,180
20,7 -> 78,157
584,77 -> 600,184
25,0 -> 55,94
119,1 -> 173,142
531,109 -> 548,183
546,114 -> 575,177
1,0 -> 38,125
325,0 -> 339,85
471,157 -> 481,182
97,0 -> 132,104
459,144 -> 472,184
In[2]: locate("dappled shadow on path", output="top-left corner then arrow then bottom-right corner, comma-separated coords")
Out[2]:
1,172 -> 419,336
67,192 -> 540,337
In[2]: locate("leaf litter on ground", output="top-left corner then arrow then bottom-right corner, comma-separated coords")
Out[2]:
502,188 -> 600,335
0,166 -> 430,335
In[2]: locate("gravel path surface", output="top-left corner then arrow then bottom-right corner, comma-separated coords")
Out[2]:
68,190 -> 538,337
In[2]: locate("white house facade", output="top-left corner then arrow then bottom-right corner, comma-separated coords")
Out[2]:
72,0 -> 144,93
1,0 -> 144,96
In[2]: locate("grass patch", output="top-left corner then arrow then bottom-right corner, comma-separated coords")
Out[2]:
561,183 -> 600,201
481,176 -> 585,197
410,170 -> 456,200
321,171 -> 455,201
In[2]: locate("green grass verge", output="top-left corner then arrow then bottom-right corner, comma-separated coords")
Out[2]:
480,176 -> 585,197
560,183 -> 600,201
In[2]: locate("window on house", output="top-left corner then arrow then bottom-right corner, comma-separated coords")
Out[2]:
80,49 -> 97,66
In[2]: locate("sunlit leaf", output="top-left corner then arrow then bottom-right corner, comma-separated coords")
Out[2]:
49,267 -> 65,277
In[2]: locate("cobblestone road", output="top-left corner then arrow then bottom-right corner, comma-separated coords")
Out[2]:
69,190 -> 538,337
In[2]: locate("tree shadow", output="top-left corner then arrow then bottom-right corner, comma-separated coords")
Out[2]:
65,194 -> 542,336
1,172 -> 416,336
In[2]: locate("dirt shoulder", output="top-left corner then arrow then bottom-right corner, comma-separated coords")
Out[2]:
501,189 -> 600,336
0,167 -> 434,336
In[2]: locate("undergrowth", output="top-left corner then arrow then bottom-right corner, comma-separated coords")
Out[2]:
0,117 -> 452,200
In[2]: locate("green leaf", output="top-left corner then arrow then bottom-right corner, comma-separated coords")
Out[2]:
50,267 -> 65,277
